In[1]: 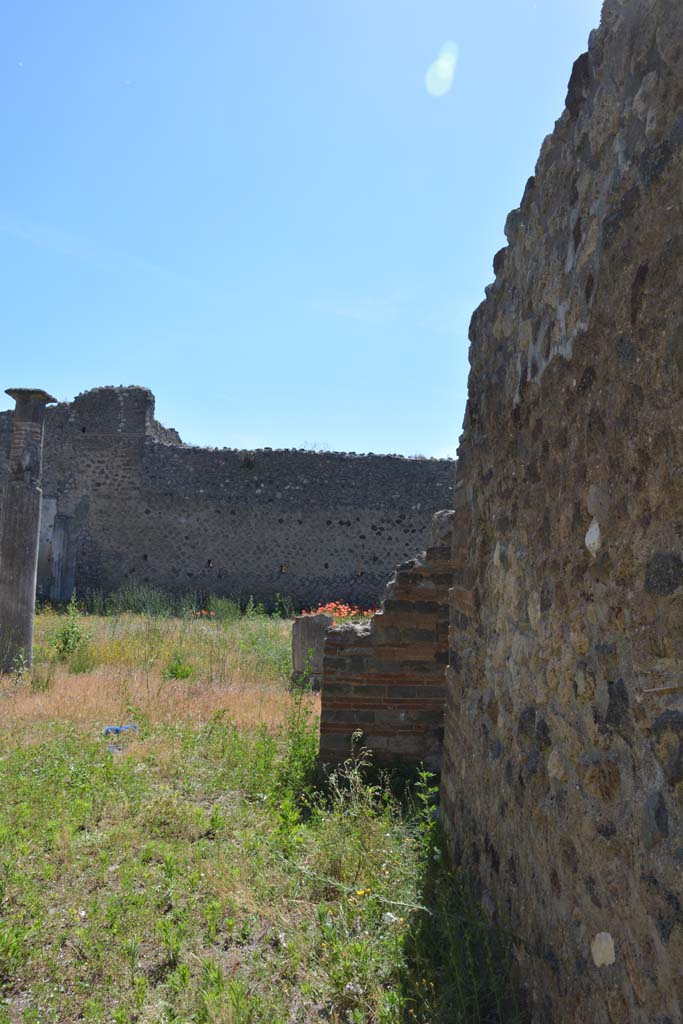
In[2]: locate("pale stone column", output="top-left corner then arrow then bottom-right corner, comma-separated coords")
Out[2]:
0,388 -> 56,672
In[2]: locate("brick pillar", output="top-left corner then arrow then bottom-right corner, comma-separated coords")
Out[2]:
0,388 -> 56,671
319,509 -> 454,769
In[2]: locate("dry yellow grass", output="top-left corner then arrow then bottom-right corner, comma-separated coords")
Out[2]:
0,666 -> 319,730
0,608 -> 319,736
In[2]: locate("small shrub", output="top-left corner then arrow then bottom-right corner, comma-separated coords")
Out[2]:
274,690 -> 319,804
164,652 -> 193,680
49,596 -> 91,661
10,650 -> 29,685
243,595 -> 267,619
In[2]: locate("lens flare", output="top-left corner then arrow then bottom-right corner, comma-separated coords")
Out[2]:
425,40 -> 458,97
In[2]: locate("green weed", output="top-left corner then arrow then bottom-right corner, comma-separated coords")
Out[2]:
164,651 -> 193,680
48,595 -> 91,660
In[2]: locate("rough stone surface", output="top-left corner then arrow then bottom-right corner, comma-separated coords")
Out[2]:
0,386 -> 454,606
0,389 -> 55,671
319,510 -> 454,770
441,1 -> 683,1019
291,613 -> 332,690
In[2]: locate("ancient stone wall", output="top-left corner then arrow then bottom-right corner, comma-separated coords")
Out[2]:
0,386 -> 453,605
442,1 -> 683,1020
319,510 -> 453,770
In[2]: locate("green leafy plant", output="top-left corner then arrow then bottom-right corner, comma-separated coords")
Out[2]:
273,592 -> 295,618
10,650 -> 29,685
164,652 -> 193,680
275,689 -> 319,805
157,918 -> 185,965
49,595 -> 91,660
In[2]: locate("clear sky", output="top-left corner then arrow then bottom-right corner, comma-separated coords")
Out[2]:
1,0 -> 603,456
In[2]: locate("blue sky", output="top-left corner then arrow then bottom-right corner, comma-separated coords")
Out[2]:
1,0 -> 603,456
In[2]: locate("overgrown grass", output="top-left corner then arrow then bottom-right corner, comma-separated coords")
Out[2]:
0,603 -> 525,1023
7,600 -> 295,731
78,584 -> 296,620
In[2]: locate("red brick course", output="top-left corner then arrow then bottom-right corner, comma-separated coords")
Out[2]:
318,509 -> 454,770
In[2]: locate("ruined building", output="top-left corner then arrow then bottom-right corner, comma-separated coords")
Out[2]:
321,0 -> 683,1019
0,386 -> 453,606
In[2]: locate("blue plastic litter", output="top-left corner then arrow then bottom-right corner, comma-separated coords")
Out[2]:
102,723 -> 139,737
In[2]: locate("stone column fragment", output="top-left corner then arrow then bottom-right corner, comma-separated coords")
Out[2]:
0,388 -> 56,672
291,613 -> 333,690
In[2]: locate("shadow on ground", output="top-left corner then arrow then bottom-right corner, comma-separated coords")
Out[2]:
398,831 -> 530,1024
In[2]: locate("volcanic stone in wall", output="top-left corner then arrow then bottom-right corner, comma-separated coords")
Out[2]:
442,1 -> 683,1020
0,386 -> 455,606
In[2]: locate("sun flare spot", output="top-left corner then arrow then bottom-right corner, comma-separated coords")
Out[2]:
425,40 -> 458,97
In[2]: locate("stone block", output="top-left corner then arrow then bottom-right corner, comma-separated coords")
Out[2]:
291,614 -> 332,691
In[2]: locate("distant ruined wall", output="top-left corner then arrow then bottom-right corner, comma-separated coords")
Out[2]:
319,510 -> 453,770
442,1 -> 683,1020
0,387 -> 453,606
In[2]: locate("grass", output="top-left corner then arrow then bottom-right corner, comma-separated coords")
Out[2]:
0,597 -> 525,1024
6,599 -> 294,733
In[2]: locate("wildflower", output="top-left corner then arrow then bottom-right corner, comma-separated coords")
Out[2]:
303,600 -> 377,626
